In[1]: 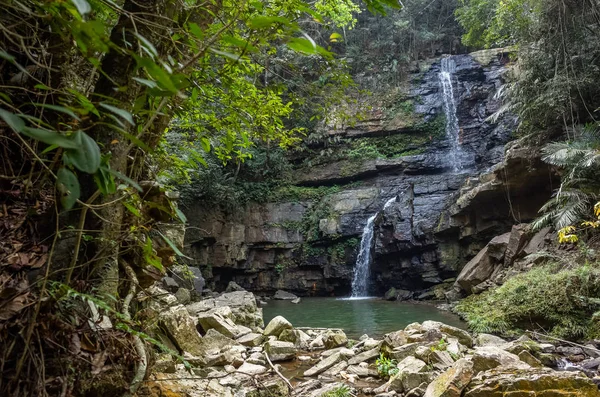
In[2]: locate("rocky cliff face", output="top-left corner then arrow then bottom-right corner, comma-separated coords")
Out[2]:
183,49 -> 553,298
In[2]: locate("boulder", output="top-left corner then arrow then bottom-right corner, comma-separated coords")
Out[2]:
455,246 -> 495,294
304,352 -> 343,377
389,356 -> 432,393
486,232 -> 510,261
471,346 -> 530,373
225,281 -> 245,292
162,276 -> 180,292
197,309 -> 241,338
385,287 -> 399,301
465,368 -> 600,397
174,287 -> 191,304
522,227 -> 551,256
321,361 -> 349,378
273,290 -> 298,300
159,305 -> 204,356
170,265 -> 205,295
237,333 -> 265,347
503,223 -> 530,266
424,358 -> 474,397
475,333 -> 507,347
347,364 -> 378,377
422,321 -> 473,347
263,315 -> 293,337
348,347 -> 380,365
193,329 -> 245,366
279,328 -> 310,348
389,342 -> 428,362
291,297 -> 301,304
323,330 -> 348,349
187,291 -> 263,329
264,340 -> 296,362
236,362 -> 267,376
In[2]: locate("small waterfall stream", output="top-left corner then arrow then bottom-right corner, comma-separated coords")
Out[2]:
439,57 -> 463,172
350,197 -> 397,297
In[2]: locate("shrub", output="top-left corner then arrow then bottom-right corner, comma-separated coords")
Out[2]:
321,385 -> 354,397
376,353 -> 399,378
456,262 -> 600,340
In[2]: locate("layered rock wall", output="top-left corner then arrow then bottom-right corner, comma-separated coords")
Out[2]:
183,49 -> 553,297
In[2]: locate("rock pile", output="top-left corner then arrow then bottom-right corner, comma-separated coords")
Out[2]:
139,285 -> 600,397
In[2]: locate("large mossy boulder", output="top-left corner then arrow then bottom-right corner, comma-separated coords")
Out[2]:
323,329 -> 348,349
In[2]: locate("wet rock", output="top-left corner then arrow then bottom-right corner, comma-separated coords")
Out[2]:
291,297 -> 301,304
273,290 -> 298,300
424,358 -> 474,397
264,340 -> 296,362
464,368 -> 600,397
263,315 -> 293,337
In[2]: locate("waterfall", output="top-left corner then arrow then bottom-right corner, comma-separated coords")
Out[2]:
439,57 -> 463,172
350,197 -> 396,298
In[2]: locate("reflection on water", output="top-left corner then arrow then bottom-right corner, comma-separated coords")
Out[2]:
262,297 -> 465,339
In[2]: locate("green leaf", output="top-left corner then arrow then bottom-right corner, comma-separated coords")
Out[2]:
71,0 -> 91,16
123,201 -> 141,217
248,16 -> 291,29
174,207 -> 187,224
134,32 -> 158,58
287,37 -> 317,54
65,131 -> 101,173
56,168 -> 80,210
329,32 -> 343,42
158,231 -> 191,259
187,22 -> 204,40
209,48 -> 243,62
107,168 -> 142,192
36,104 -> 81,121
21,127 -> 81,149
132,77 -> 158,89
221,35 -> 258,52
0,51 -> 16,63
143,238 -> 164,272
0,108 -> 25,132
200,137 -> 210,152
99,103 -> 134,126
94,164 -> 116,195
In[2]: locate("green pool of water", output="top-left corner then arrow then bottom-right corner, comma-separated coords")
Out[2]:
262,297 -> 465,339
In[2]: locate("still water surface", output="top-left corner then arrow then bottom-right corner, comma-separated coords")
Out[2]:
262,297 -> 464,339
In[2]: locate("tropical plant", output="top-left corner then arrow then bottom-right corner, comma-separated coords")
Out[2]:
376,353 -> 399,378
534,124 -> 600,233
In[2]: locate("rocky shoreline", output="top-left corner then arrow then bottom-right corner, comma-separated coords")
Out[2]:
139,286 -> 600,397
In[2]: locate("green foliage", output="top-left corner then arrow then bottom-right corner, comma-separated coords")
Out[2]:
456,262 -> 600,340
376,353 -> 399,378
321,384 -> 354,397
534,124 -> 600,231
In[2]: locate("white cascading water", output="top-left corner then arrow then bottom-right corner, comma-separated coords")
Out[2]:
350,197 -> 397,298
439,57 -> 463,172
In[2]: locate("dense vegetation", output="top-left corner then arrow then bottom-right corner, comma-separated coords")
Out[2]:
454,0 -> 600,340
0,0 -> 401,394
